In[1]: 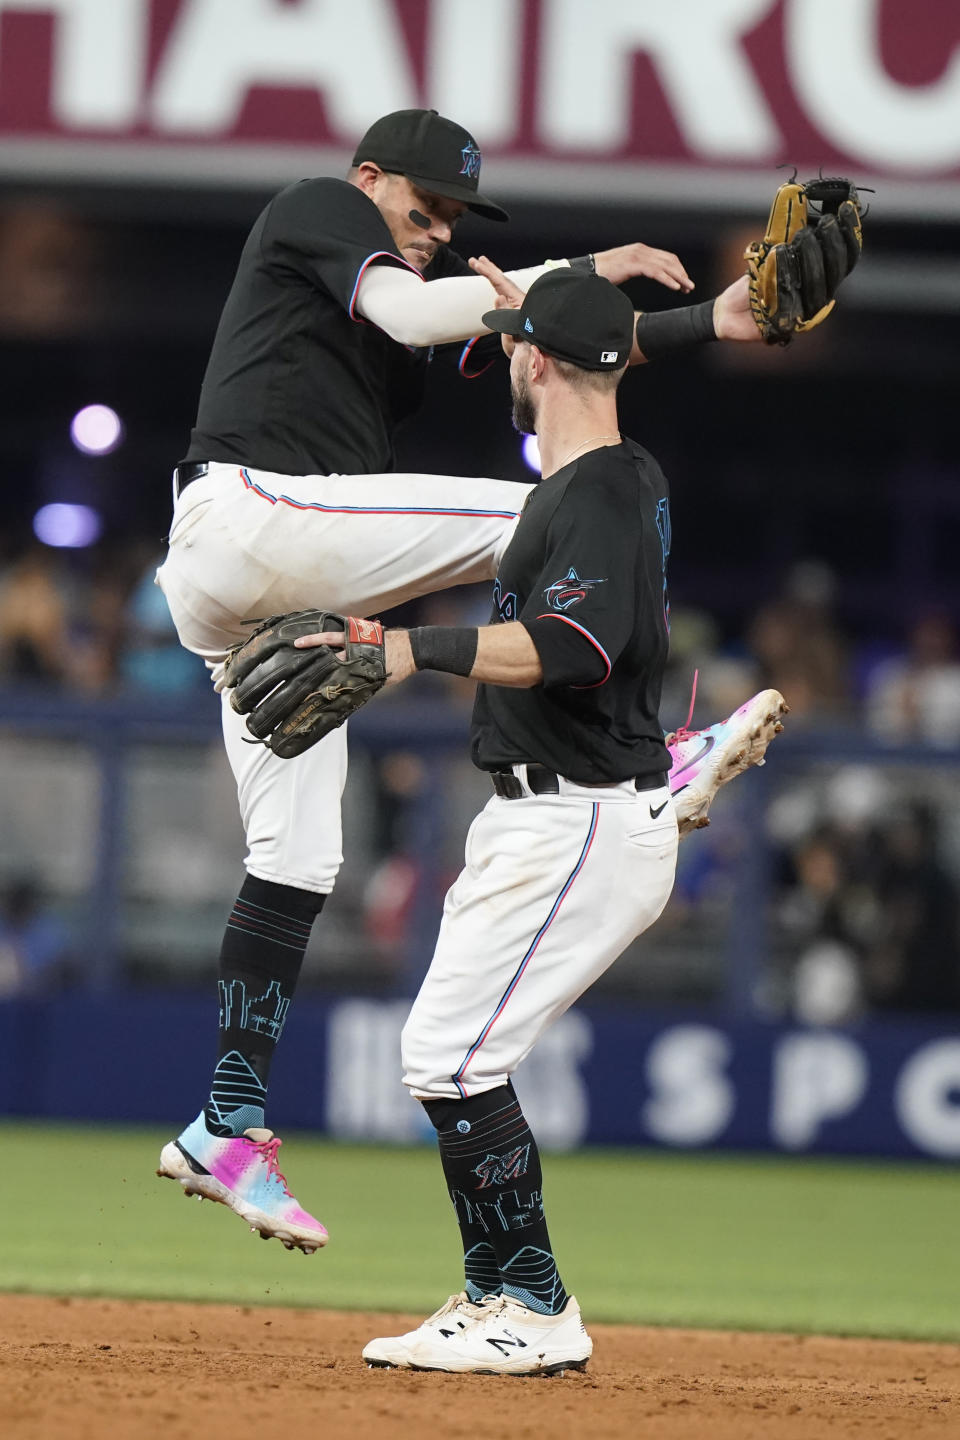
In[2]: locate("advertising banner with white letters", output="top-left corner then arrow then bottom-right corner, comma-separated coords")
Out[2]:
0,0 -> 958,216
323,1001 -> 960,1159
3,992 -> 957,1159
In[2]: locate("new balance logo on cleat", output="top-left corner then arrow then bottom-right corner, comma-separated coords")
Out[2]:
486,1329 -> 529,1355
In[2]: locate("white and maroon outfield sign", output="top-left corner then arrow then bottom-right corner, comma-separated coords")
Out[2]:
1,0 -> 959,215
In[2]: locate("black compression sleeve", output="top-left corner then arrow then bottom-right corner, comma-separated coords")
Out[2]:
635,299 -> 717,361
408,626 -> 479,677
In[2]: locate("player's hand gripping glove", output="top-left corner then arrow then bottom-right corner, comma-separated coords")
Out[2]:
745,176 -> 863,345
223,610 -> 386,759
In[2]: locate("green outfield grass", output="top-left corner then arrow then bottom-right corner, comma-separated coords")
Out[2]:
1,1121 -> 957,1341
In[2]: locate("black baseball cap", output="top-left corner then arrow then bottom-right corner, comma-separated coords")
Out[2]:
352,109 -> 508,222
482,269 -> 635,371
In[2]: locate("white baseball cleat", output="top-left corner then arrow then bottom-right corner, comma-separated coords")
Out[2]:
397,1293 -> 593,1376
363,1291 -> 489,1369
667,688 -> 788,837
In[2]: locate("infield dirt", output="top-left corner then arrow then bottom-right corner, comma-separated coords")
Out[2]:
3,1294 -> 959,1439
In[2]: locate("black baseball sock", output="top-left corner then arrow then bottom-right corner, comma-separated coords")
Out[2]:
423,1084 -> 569,1316
204,874 -> 325,1137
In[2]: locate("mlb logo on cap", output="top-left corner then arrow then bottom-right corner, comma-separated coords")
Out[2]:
601,351 -> 619,363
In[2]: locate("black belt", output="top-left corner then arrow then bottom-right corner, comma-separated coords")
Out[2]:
491,764 -> 667,800
173,462 -> 209,498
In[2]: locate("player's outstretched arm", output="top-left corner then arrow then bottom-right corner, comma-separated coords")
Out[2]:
471,253 -> 757,366
630,274 -> 762,364
224,611 -> 545,761
356,244 -> 694,350
294,623 -> 544,689
593,244 -> 693,293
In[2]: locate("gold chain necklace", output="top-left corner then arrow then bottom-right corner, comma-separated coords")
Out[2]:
554,433 -> 621,471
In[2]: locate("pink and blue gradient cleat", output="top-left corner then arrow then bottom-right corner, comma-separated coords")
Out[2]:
157,1112 -> 327,1253
667,688 -> 788,837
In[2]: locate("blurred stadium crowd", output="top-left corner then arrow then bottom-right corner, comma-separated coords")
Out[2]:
6,531 -> 960,742
2,530 -> 960,1023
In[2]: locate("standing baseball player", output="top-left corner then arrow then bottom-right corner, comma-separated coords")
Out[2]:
285,266 -> 679,1371
155,108 -> 825,1250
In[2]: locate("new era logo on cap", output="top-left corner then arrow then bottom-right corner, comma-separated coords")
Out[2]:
524,317 -> 534,333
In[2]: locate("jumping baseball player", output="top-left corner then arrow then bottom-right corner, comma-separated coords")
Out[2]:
155,109 -> 852,1251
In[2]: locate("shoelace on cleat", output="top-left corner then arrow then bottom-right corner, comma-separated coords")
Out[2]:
249,1136 -> 294,1197
666,668 -> 700,747
474,1294 -> 521,1324
434,1293 -> 485,1321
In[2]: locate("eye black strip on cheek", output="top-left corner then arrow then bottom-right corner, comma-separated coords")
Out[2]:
408,209 -> 432,229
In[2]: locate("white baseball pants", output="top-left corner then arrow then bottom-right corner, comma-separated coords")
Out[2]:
156,462 -> 528,662
156,461 -> 530,893
402,770 -> 678,1098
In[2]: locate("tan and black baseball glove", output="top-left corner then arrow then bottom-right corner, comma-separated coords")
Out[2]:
223,610 -> 387,758
745,176 -> 864,345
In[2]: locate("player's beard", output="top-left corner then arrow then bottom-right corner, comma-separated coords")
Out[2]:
511,368 -> 537,436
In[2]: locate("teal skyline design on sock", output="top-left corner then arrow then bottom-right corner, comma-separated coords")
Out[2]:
206,1049 -> 267,1136
218,977 -> 290,1042
501,1246 -> 568,1315
463,1242 -> 502,1300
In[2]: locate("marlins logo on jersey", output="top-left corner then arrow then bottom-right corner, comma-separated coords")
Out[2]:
543,567 -> 605,612
493,577 -> 518,621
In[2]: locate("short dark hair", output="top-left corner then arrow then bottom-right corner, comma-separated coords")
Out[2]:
551,355 -> 628,394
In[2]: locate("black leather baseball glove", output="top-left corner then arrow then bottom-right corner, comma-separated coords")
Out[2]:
223,610 -> 387,759
745,176 -> 863,345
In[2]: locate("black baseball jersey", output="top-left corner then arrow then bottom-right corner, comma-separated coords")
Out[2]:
185,178 -> 495,476
470,439 -> 671,784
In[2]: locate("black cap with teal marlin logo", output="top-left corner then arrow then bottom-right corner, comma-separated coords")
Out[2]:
352,109 -> 508,221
